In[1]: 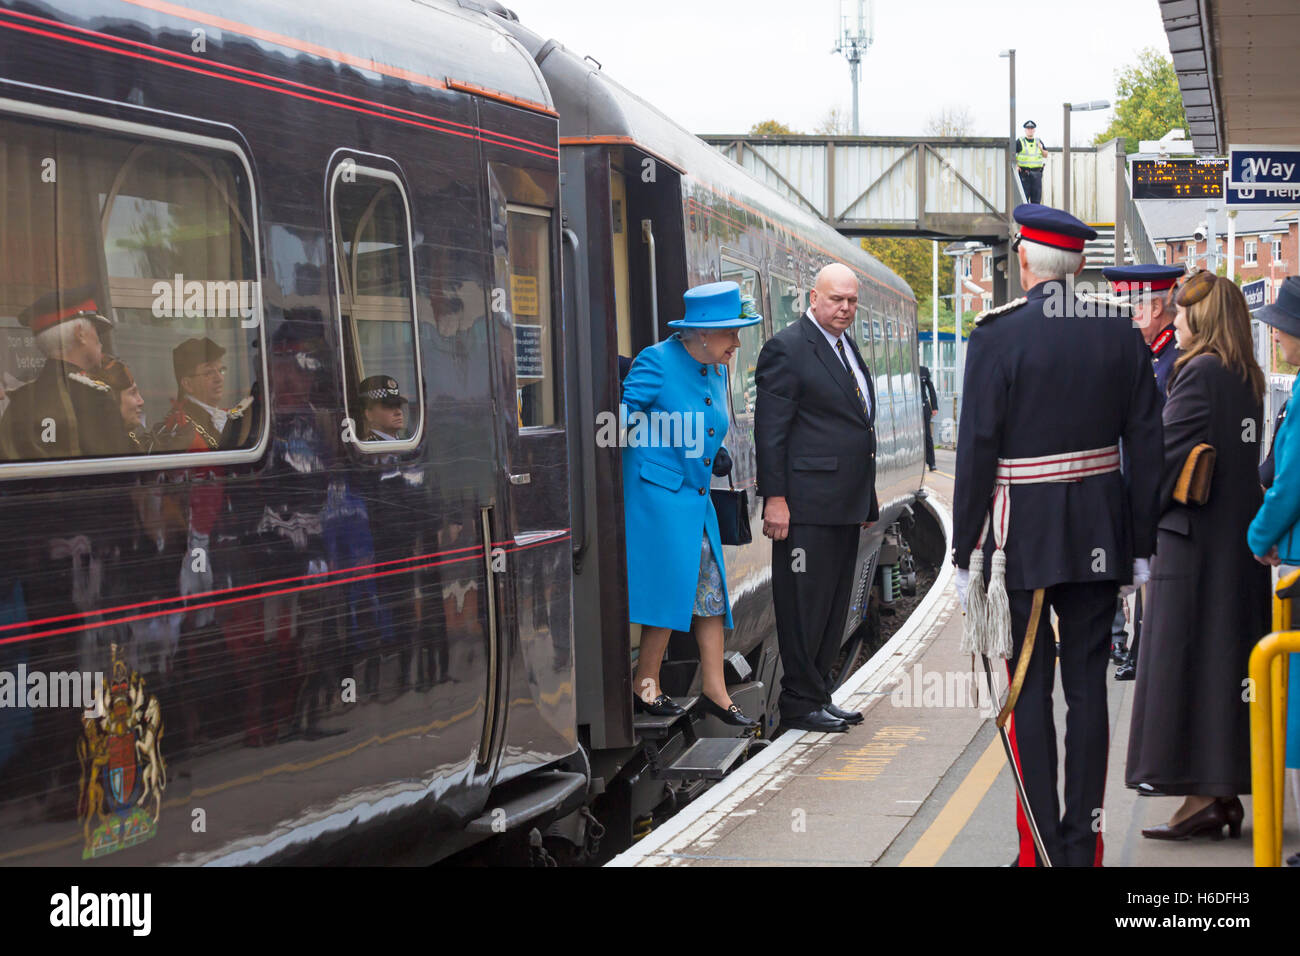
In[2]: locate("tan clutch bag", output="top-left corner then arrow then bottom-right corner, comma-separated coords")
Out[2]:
1173,443 -> 1215,505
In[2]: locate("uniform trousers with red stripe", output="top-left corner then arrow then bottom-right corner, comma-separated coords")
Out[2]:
1006,580 -> 1117,866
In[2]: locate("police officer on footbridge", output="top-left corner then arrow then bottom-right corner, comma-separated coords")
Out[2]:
1016,121 -> 1046,204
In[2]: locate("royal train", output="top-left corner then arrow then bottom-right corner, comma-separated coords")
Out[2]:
0,0 -> 931,865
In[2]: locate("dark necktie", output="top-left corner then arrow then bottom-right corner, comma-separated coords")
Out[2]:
835,338 -> 870,416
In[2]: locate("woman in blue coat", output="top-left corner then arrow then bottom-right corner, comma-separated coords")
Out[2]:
1248,275 -> 1300,864
623,282 -> 761,727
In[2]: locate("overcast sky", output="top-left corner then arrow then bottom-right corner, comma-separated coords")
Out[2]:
508,0 -> 1172,146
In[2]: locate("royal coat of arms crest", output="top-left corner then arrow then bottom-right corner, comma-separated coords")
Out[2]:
77,644 -> 166,859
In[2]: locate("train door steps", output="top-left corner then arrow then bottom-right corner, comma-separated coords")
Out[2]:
657,737 -> 751,782
464,771 -> 588,835
633,696 -> 699,738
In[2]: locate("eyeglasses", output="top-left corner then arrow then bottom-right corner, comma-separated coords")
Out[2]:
193,366 -> 227,379
1011,235 -> 1023,252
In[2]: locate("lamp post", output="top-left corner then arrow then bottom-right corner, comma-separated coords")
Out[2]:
1062,99 -> 1110,215
999,49 -> 1020,297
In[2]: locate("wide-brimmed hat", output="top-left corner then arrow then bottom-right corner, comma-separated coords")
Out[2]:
667,281 -> 763,329
1257,276 -> 1300,337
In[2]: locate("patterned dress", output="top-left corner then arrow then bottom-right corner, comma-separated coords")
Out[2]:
692,534 -> 726,618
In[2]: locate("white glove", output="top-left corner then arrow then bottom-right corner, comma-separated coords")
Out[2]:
1120,557 -> 1150,598
955,567 -> 970,611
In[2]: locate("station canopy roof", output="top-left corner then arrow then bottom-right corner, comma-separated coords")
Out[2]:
1162,0 -> 1300,153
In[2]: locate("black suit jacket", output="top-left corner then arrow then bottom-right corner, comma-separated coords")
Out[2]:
755,313 -> 879,525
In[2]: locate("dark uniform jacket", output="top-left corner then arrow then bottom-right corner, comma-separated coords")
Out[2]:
953,281 -> 1164,590
0,360 -> 132,460
1150,326 -> 1181,399
920,365 -> 938,415
755,312 -> 879,525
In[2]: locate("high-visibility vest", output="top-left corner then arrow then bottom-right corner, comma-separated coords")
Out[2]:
1016,137 -> 1045,170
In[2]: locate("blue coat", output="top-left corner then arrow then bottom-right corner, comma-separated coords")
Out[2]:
621,335 -> 733,631
1249,372 -> 1300,559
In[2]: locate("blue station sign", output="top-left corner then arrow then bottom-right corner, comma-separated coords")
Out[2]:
1229,146 -> 1300,189
1242,278 -> 1268,311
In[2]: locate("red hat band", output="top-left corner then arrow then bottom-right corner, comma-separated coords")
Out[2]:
1109,279 -> 1178,295
28,298 -> 99,336
1018,226 -> 1087,253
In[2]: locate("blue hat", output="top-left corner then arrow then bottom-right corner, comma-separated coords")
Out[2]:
1257,276 -> 1300,337
1012,203 -> 1097,251
668,281 -> 763,329
1101,264 -> 1185,295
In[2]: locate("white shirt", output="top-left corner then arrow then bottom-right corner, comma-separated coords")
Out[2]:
188,396 -> 228,434
807,310 -> 872,417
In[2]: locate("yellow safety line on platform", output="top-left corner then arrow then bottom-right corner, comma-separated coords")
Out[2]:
899,732 -> 1004,867
933,470 -> 955,481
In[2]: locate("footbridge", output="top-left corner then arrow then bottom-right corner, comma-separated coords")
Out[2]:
701,134 -> 1158,278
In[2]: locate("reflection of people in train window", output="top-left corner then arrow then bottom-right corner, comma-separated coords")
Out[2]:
93,354 -> 153,453
0,288 -> 130,460
356,375 -> 408,441
158,337 -> 253,452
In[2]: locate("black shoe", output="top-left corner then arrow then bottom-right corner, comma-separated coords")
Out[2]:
1114,659 -> 1136,681
824,703 -> 864,725
1141,801 -> 1229,841
781,709 -> 849,734
1110,640 -> 1128,664
633,692 -> 685,717
698,694 -> 758,728
1218,796 -> 1244,839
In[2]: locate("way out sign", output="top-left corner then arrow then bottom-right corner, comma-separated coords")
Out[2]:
1227,145 -> 1300,207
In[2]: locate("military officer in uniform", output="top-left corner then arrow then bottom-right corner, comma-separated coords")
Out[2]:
0,288 -> 131,460
1100,264 -> 1185,681
953,204 -> 1163,866
356,375 -> 408,442
1016,121 -> 1046,204
158,337 -> 254,452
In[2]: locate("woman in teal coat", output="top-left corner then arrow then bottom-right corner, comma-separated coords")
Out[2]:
622,282 -> 761,727
1248,275 -> 1300,864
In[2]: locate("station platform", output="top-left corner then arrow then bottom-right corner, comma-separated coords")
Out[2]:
610,450 -> 1299,867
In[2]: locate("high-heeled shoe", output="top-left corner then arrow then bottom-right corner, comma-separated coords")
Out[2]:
633,692 -> 685,717
1141,800 -> 1229,841
1218,796 -> 1244,839
698,693 -> 757,728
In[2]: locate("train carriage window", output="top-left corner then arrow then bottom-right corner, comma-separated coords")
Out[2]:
768,274 -> 803,333
721,259 -> 764,416
506,205 -> 557,429
330,164 -> 423,449
0,112 -> 264,468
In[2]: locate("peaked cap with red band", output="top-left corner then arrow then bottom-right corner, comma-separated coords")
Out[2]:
1013,203 -> 1097,252
18,285 -> 113,336
1101,263 -> 1185,296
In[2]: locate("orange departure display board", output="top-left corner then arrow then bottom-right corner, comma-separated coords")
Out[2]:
1131,158 -> 1226,199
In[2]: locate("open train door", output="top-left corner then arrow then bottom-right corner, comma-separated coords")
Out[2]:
560,138 -> 686,754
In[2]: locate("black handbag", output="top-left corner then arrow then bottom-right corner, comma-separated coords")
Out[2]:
711,364 -> 751,546
711,473 -> 751,546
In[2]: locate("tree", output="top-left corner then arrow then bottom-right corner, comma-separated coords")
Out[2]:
925,106 -> 974,137
749,119 -> 795,136
859,236 -> 954,303
814,107 -> 852,135
1092,48 -> 1188,154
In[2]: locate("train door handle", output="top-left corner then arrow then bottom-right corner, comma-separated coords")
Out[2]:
508,472 -> 531,485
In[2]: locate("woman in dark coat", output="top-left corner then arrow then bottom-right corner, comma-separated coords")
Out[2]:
1126,272 -> 1271,841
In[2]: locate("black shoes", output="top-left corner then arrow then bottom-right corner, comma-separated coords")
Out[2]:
1141,800 -> 1230,841
1114,658 -> 1136,681
1219,796 -> 1244,839
824,703 -> 864,725
633,692 -> 685,717
1110,640 -> 1128,664
698,694 -> 758,728
781,708 -> 849,734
